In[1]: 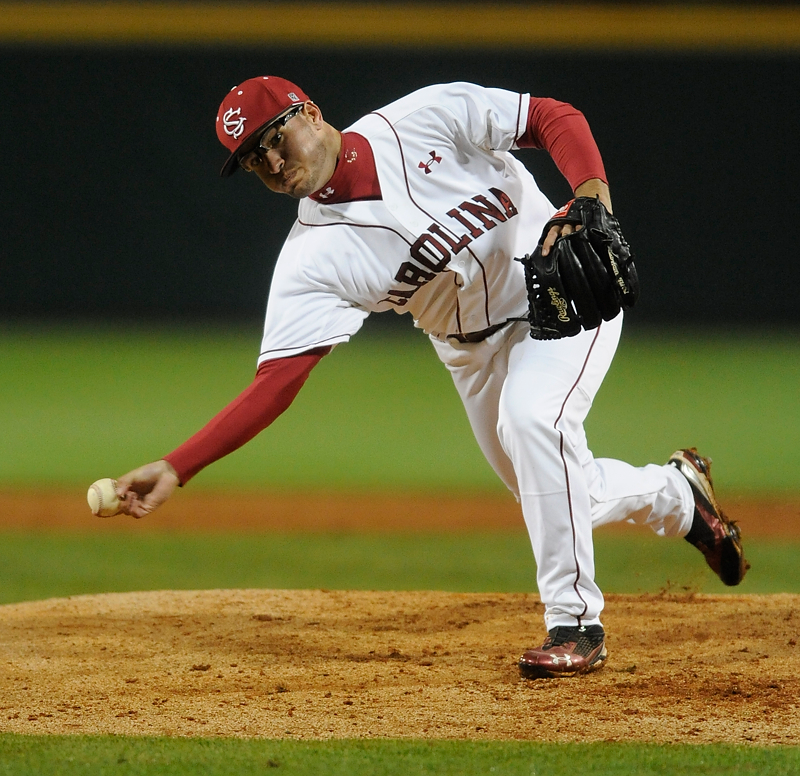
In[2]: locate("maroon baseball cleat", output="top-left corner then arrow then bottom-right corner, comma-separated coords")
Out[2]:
668,447 -> 749,586
519,624 -> 607,679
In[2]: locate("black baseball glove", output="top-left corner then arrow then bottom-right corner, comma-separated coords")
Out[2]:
516,197 -> 639,340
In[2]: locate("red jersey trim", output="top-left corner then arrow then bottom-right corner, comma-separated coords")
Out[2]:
309,131 -> 382,204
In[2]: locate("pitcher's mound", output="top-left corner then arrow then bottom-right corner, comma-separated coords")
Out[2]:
1,589 -> 798,744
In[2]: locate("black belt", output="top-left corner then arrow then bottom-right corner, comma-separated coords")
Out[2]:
447,321 -> 511,344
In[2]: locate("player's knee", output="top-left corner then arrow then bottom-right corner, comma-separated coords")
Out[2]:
496,394 -> 560,455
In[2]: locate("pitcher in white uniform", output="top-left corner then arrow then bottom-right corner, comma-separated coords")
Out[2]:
114,76 -> 748,678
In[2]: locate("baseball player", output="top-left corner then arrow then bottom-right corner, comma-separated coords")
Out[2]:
114,76 -> 748,678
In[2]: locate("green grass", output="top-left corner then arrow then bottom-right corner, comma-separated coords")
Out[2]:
1,735 -> 799,775
0,320 -> 489,492
2,323 -> 798,773
0,531 -> 793,606
1,322 -> 798,494
588,330 -> 800,494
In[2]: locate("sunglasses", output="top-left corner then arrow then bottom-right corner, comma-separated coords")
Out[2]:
238,104 -> 304,172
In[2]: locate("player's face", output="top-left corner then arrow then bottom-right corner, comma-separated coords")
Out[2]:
240,102 -> 336,199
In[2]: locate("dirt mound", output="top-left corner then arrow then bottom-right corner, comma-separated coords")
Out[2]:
1,589 -> 798,743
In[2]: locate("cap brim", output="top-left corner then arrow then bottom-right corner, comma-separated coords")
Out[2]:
220,151 -> 242,178
219,123 -> 267,177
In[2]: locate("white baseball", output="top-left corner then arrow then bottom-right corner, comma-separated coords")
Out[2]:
87,478 -> 122,517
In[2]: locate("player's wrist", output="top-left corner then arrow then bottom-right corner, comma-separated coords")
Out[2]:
161,454 -> 188,487
574,179 -> 612,212
161,458 -> 179,479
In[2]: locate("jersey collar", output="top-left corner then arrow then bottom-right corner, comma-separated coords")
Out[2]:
309,131 -> 382,205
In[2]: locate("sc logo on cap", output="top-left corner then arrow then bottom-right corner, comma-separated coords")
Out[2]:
223,108 -> 246,139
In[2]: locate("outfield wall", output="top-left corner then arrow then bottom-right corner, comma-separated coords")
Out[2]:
2,7 -> 798,326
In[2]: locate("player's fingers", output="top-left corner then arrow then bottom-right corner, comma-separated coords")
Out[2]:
542,224 -> 579,256
115,483 -> 155,517
115,484 -> 149,516
115,474 -> 133,498
117,492 -> 141,517
131,505 -> 152,520
115,485 -> 140,508
119,492 -> 155,519
541,226 -> 561,256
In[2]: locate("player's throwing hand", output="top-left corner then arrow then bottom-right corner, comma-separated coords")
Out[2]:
115,460 -> 180,518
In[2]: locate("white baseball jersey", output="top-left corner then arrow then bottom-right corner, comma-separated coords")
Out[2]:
257,82 -> 555,364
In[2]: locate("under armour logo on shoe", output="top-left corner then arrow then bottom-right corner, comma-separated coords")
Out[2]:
419,150 -> 442,174
222,108 -> 246,139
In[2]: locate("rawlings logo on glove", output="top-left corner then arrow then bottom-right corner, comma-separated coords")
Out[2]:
516,197 -> 640,340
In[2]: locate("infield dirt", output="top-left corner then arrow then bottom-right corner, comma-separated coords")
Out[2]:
1,491 -> 799,744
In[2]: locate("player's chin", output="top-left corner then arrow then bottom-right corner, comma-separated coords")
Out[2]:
272,182 -> 305,199
286,179 -> 315,200
284,169 -> 323,199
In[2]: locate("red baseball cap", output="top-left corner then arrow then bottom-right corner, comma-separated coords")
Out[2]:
215,76 -> 310,177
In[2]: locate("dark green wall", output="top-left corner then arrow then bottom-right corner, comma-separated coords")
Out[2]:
2,49 -> 797,326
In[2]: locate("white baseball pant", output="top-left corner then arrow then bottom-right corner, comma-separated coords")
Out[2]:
430,316 -> 695,630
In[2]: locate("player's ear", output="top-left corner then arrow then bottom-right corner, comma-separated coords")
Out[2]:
303,101 -> 324,127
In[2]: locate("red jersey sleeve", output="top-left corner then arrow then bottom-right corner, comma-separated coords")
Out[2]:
517,96 -> 607,191
164,348 -> 330,485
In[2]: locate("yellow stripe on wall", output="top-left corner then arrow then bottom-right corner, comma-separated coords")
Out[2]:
1,2 -> 799,50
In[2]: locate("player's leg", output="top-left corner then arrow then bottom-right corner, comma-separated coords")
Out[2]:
496,319 -> 623,678
432,319 -> 619,628
573,407 -> 747,585
574,428 -> 695,537
496,318 -> 622,632
428,329 -> 520,498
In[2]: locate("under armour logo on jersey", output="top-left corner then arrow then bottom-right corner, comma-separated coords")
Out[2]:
222,108 -> 246,139
318,187 -> 335,199
419,150 -> 442,174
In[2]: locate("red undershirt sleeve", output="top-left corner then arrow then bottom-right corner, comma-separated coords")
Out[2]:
163,347 -> 331,485
517,96 -> 607,191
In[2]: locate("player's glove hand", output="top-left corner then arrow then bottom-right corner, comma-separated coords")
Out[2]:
516,197 -> 639,340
